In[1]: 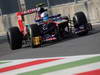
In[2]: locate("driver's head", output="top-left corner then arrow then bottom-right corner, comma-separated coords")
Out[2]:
41,11 -> 49,21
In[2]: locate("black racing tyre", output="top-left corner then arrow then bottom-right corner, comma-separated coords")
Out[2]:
7,27 -> 23,50
30,24 -> 41,48
73,11 -> 88,28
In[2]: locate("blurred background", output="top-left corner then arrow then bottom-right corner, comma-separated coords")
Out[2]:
0,0 -> 100,34
0,0 -> 80,14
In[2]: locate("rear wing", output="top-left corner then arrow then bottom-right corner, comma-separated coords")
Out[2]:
16,8 -> 38,32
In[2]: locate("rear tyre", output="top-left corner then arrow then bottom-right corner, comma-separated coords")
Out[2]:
7,27 -> 23,50
30,24 -> 41,48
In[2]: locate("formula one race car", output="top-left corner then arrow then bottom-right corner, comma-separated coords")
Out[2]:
7,4 -> 92,50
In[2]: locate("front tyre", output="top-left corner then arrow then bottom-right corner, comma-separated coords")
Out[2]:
73,11 -> 89,36
7,27 -> 23,50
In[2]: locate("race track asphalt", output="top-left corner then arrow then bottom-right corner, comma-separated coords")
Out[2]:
0,25 -> 100,60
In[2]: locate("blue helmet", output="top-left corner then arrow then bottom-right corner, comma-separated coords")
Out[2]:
41,11 -> 49,21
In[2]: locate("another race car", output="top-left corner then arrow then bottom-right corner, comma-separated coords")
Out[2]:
7,4 -> 92,50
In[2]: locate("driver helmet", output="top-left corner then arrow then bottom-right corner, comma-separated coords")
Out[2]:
41,11 -> 49,21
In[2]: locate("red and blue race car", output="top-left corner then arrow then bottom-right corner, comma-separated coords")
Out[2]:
7,4 -> 92,50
